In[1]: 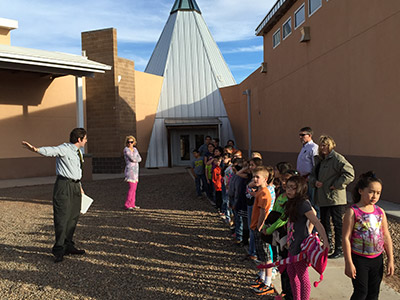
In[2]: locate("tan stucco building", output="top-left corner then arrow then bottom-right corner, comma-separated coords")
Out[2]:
0,17 -> 110,180
220,0 -> 400,202
81,28 -> 163,173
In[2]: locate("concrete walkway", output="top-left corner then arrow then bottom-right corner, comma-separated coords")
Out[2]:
1,168 -> 399,298
1,167 -> 399,219
0,167 -> 188,189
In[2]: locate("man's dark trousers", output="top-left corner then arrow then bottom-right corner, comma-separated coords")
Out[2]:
52,177 -> 81,256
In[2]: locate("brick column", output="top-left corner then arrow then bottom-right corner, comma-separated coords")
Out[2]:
82,28 -> 136,173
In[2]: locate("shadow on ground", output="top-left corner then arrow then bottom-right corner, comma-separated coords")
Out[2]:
0,173 -> 270,300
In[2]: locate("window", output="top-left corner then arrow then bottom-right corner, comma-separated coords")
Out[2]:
294,3 -> 305,29
273,28 -> 281,48
180,135 -> 190,160
282,17 -> 292,39
309,0 -> 322,16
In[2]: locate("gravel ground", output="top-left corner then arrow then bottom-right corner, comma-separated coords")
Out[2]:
0,173 -> 266,300
0,172 -> 399,299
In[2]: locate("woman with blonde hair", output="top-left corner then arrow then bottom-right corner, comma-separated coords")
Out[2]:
123,135 -> 142,210
309,135 -> 355,259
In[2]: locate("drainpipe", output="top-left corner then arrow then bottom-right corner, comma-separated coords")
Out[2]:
243,89 -> 251,158
75,76 -> 85,153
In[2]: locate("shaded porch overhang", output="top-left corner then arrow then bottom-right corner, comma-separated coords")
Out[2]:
0,44 -> 111,136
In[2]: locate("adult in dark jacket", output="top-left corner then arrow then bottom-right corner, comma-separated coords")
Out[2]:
309,135 -> 355,259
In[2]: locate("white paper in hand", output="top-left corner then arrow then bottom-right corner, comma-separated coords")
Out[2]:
81,194 -> 94,214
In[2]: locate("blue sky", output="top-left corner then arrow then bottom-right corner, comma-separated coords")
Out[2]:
1,0 -> 275,83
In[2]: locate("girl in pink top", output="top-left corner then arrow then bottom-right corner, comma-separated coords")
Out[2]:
342,171 -> 394,300
123,135 -> 142,210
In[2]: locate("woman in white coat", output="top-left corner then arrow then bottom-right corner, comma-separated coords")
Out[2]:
123,135 -> 142,210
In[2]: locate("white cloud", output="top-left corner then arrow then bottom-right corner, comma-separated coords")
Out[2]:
200,0 -> 275,42
2,0 -> 275,46
0,0 -> 274,81
223,45 -> 263,54
229,63 -> 261,70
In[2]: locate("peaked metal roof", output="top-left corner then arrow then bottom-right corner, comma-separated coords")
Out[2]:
145,3 -> 236,168
170,0 -> 201,14
0,44 -> 111,77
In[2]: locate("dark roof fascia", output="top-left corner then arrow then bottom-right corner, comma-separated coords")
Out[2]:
170,0 -> 201,15
255,0 -> 297,36
0,61 -> 98,78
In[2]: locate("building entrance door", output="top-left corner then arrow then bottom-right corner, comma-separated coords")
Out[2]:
170,128 -> 217,166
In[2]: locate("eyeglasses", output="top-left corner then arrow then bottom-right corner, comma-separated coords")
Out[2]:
299,133 -> 309,137
127,141 -> 134,144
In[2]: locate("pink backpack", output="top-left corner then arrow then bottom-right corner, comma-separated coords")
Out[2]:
258,232 -> 328,287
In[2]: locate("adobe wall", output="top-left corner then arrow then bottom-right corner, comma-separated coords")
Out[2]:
0,74 -> 88,179
134,70 -> 163,165
220,0 -> 400,202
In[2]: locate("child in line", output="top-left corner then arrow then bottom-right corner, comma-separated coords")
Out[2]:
251,151 -> 263,160
243,157 -> 263,260
190,150 -> 207,197
284,176 -> 329,300
212,156 -> 223,211
222,153 -> 233,223
232,159 -> 249,245
263,168 -> 298,300
204,143 -> 215,200
342,171 -> 394,300
249,166 -> 275,295
225,158 -> 239,231
274,162 -> 294,196
265,166 -> 276,212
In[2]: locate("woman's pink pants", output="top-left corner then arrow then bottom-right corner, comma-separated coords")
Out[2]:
125,182 -> 138,208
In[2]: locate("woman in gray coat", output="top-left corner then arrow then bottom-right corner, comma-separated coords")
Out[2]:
309,135 -> 355,259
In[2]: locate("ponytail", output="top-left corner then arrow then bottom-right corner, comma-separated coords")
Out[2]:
352,171 -> 382,203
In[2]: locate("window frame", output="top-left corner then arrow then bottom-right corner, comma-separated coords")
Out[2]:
294,3 -> 306,29
308,0 -> 322,16
272,28 -> 281,49
282,17 -> 292,40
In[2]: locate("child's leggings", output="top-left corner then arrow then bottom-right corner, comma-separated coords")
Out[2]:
350,253 -> 383,300
125,182 -> 138,208
287,260 -> 310,300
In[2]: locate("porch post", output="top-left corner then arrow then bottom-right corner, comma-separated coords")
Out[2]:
75,76 -> 85,153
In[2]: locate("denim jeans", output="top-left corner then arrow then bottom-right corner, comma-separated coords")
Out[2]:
308,183 -> 320,218
247,205 -> 256,256
235,212 -> 249,243
195,174 -> 207,196
235,212 -> 243,241
221,185 -> 231,222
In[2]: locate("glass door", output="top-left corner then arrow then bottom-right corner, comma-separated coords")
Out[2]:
170,128 -> 217,166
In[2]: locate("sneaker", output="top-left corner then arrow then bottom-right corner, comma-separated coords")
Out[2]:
272,267 -> 277,280
253,283 -> 275,295
249,276 -> 263,287
328,249 -> 343,259
133,206 -> 140,209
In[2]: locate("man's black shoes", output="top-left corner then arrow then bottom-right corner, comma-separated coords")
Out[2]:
65,248 -> 86,255
54,254 -> 64,263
